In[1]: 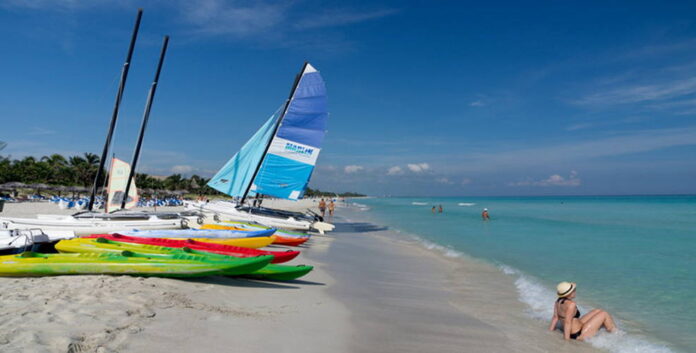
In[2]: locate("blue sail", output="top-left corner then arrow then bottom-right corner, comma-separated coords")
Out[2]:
208,63 -> 328,201
250,63 -> 328,200
207,110 -> 279,197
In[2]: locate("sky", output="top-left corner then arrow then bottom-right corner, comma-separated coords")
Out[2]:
1,0 -> 696,196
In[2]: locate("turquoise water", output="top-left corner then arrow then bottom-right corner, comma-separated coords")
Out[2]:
350,196 -> 696,353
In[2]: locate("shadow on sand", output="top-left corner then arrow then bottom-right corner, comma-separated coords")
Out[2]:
182,276 -> 302,289
334,222 -> 389,233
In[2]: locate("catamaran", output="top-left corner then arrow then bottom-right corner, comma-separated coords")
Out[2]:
188,62 -> 334,234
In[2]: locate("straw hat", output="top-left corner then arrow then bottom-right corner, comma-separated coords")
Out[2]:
556,281 -> 576,297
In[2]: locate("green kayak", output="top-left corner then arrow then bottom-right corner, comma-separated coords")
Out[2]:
57,238 -> 312,280
242,264 -> 314,281
0,251 -> 261,278
55,238 -> 272,276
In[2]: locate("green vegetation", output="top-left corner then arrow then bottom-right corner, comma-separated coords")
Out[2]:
0,153 -> 217,195
305,187 -> 365,198
0,152 -> 364,197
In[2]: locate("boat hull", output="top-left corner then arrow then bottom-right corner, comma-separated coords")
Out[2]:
83,234 -> 300,263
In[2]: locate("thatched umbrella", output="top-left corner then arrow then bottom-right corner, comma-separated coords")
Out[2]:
28,183 -> 50,195
1,182 -> 26,197
53,185 -> 68,197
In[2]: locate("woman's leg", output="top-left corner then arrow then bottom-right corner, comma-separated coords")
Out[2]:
579,311 -> 617,340
579,309 -> 602,324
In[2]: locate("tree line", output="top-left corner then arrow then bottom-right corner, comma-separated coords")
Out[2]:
0,153 -> 365,197
0,153 -> 217,194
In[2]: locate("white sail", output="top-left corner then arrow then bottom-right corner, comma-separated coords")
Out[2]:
106,158 -> 138,212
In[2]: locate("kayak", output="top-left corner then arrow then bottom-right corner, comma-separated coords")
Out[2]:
243,264 -> 314,281
83,234 -> 300,263
182,236 -> 275,249
55,239 -> 273,276
222,221 -> 310,238
118,228 -> 276,239
201,224 -> 309,246
0,251 -> 255,278
56,238 -> 312,280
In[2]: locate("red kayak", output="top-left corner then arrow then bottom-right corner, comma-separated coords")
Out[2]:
273,235 -> 309,247
83,234 -> 300,264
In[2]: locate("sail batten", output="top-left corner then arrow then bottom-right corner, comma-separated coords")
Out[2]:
207,63 -> 328,201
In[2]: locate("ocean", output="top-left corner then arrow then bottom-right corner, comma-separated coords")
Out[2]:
348,196 -> 696,353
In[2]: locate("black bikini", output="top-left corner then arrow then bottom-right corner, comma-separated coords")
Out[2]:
557,298 -> 582,339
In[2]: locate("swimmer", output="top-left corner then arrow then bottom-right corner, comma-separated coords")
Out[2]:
549,282 -> 617,341
481,208 -> 490,220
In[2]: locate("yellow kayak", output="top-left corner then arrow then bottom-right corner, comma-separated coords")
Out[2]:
166,236 -> 275,249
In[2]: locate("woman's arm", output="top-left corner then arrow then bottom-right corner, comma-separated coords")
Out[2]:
562,302 -> 576,340
548,303 -> 558,331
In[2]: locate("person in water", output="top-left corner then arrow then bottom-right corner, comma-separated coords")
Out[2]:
438,204 -> 443,213
481,208 -> 490,220
549,282 -> 617,341
432,206 -> 436,214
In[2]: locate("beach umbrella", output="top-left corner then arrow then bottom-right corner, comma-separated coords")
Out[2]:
28,183 -> 50,195
53,185 -> 68,196
1,182 -> 26,197
2,181 -> 26,188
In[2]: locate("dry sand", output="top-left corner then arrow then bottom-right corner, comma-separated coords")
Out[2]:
0,200 -> 601,352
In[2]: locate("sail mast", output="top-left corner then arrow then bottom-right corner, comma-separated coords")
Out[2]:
88,9 -> 143,211
121,35 -> 170,210
240,61 -> 308,205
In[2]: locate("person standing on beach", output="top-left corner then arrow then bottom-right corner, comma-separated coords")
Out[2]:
482,208 -> 490,220
432,206 -> 436,214
438,204 -> 443,213
328,200 -> 335,219
319,198 -> 327,218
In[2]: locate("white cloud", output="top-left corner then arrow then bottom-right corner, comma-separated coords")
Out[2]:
575,76 -> 696,106
27,127 -> 56,136
509,171 -> 581,187
344,165 -> 364,174
294,8 -> 397,30
407,163 -> 430,173
171,165 -> 194,174
387,166 -> 403,175
461,178 -> 472,185
435,177 -> 453,184
469,100 -> 485,107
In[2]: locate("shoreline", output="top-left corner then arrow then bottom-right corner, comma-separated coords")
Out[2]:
0,200 -> 669,352
332,206 -> 600,353
341,201 -> 679,353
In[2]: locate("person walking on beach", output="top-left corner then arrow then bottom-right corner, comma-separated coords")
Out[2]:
482,208 -> 490,220
319,198 -> 327,218
438,204 -> 443,213
328,200 -> 335,219
548,282 -> 617,341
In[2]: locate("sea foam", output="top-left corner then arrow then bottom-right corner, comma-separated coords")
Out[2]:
458,202 -> 476,206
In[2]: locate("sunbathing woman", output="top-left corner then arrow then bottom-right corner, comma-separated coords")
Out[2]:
549,282 -> 617,340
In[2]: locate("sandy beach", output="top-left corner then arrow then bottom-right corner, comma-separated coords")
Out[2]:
0,200 -> 603,353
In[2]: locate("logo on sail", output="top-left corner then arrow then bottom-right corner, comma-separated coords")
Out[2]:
284,142 -> 313,156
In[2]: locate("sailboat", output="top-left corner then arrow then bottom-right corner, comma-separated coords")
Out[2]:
0,11 -> 190,235
187,62 -> 335,233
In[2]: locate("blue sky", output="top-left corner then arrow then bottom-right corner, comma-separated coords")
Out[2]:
1,0 -> 696,196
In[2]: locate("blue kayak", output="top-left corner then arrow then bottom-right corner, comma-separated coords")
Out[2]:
117,228 -> 276,239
